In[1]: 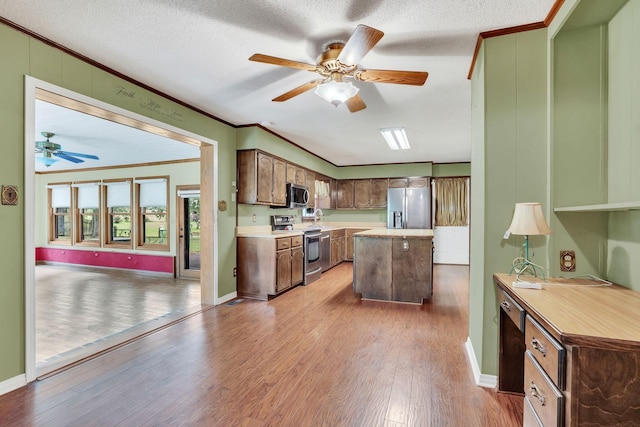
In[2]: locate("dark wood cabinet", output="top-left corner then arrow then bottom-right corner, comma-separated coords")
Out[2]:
354,180 -> 371,208
237,235 -> 303,300
237,150 -> 286,206
345,228 -> 369,261
337,180 -> 354,209
370,179 -> 388,208
330,229 -> 345,267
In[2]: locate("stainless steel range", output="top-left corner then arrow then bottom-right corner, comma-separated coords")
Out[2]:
303,228 -> 322,285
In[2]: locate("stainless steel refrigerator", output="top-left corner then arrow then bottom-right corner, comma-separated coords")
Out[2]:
387,187 -> 431,229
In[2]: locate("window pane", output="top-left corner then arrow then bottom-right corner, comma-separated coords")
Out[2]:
110,207 -> 131,243
54,214 -> 71,240
142,206 -> 167,244
81,214 -> 100,242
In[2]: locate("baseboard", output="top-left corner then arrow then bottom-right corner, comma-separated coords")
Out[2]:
465,337 -> 498,389
217,291 -> 237,305
0,374 -> 27,396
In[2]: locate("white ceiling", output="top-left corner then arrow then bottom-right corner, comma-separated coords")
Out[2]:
2,0 -> 555,167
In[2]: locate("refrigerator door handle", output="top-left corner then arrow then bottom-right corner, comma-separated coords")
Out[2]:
403,190 -> 408,229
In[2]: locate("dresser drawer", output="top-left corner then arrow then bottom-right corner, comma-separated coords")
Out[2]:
524,350 -> 564,427
523,395 -> 543,427
291,235 -> 303,247
496,287 -> 525,331
525,315 -> 565,389
276,237 -> 291,251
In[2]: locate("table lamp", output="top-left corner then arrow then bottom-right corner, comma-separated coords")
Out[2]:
506,202 -> 552,280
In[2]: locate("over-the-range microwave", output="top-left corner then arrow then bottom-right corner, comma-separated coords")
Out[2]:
284,183 -> 309,208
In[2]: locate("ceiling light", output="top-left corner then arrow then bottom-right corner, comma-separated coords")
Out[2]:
315,77 -> 359,106
380,127 -> 410,150
36,156 -> 59,167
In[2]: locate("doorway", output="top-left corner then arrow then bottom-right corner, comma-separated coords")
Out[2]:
177,186 -> 201,279
25,77 -> 219,381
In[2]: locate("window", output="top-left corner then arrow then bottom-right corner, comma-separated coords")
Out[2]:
136,177 -> 169,250
74,182 -> 100,245
104,180 -> 132,248
49,184 -> 72,243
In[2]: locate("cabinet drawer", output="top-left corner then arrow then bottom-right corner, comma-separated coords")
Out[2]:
330,229 -> 345,238
524,351 -> 564,427
525,315 -> 565,389
276,238 -> 291,251
496,287 -> 525,331
291,235 -> 303,247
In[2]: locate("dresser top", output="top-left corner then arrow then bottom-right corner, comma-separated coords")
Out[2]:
494,273 -> 640,350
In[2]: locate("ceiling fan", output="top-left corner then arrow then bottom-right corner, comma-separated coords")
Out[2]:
35,132 -> 99,167
249,24 -> 429,113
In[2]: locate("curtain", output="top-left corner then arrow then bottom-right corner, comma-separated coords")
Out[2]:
434,177 -> 469,226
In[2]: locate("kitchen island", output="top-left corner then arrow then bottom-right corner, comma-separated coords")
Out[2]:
353,228 -> 433,304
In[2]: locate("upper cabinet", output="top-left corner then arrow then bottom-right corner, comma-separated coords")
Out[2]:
286,163 -> 306,186
337,180 -> 355,209
237,150 -> 286,206
306,170 -> 315,209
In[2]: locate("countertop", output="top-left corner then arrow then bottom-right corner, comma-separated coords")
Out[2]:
353,228 -> 434,238
236,223 -> 383,239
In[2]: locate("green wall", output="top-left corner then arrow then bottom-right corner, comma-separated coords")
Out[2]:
469,28 -> 549,376
0,22 -> 237,382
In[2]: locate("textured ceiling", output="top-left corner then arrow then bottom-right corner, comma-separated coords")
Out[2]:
1,0 -> 555,167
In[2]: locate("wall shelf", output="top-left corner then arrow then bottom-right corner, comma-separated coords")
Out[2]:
554,201 -> 640,212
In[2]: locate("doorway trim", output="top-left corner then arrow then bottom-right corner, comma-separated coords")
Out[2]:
24,76 -> 219,382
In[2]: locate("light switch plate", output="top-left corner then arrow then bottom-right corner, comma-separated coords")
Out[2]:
560,250 -> 576,272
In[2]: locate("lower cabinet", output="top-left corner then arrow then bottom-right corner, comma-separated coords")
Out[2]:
330,229 -> 345,267
238,235 -> 304,300
345,228 -> 369,261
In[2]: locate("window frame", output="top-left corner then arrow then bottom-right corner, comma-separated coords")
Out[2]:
73,181 -> 102,246
103,178 -> 133,249
48,182 -> 73,245
135,176 -> 170,251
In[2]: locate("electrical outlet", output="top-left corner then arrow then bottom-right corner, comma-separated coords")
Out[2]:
252,213 -> 256,223
560,250 -> 576,272
233,267 -> 237,277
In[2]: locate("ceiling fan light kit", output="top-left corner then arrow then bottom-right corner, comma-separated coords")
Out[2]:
249,24 -> 428,113
314,78 -> 359,106
381,127 -> 410,150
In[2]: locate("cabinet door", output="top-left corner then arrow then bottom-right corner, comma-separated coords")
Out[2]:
330,179 -> 338,209
306,171 -> 315,209
330,238 -> 340,266
354,180 -> 372,208
371,179 -> 388,208
408,177 -> 430,188
295,167 -> 306,186
276,249 -> 291,292
286,163 -> 297,184
272,158 -> 287,205
291,246 -> 304,286
337,180 -> 355,209
256,152 -> 273,204
388,178 -> 408,188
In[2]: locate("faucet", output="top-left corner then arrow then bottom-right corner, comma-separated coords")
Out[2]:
314,208 -> 324,227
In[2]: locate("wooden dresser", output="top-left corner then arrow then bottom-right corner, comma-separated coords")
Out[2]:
493,273 -> 640,426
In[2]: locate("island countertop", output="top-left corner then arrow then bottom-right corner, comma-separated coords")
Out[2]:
354,228 -> 434,238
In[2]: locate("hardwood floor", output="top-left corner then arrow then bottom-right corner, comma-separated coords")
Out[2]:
3,263 -> 523,426
36,264 -> 202,374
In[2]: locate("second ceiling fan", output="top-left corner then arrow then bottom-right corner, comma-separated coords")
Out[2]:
249,24 -> 429,113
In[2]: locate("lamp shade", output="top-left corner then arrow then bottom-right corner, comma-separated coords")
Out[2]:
507,202 -> 552,236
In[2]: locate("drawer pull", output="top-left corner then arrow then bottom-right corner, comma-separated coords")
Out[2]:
529,381 -> 546,406
531,337 -> 547,356
500,300 -> 511,311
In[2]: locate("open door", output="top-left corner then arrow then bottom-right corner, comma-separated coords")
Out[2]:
177,186 -> 201,279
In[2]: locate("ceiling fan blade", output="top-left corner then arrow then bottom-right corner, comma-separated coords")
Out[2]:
249,54 -> 317,71
337,25 -> 384,65
346,94 -> 367,113
59,151 -> 99,160
53,152 -> 84,163
356,69 -> 429,86
273,80 -> 323,102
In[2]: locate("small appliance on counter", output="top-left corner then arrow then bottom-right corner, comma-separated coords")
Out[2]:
271,214 -> 295,232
